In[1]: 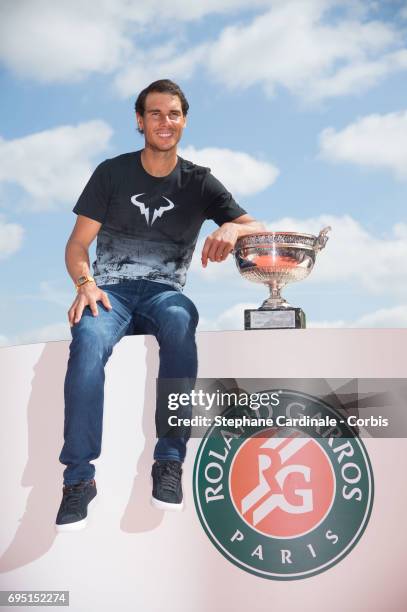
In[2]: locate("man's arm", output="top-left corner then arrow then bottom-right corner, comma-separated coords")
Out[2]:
66,215 -> 112,325
201,214 -> 266,268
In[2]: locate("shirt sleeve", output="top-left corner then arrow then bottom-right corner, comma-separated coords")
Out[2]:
72,160 -> 111,223
202,171 -> 247,226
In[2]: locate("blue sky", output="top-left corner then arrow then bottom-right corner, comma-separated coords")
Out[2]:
0,0 -> 406,345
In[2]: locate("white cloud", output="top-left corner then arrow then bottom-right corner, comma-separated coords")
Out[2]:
114,43 -> 209,98
204,0 -> 407,102
0,127 -> 276,212
190,215 -> 407,298
0,321 -> 70,347
199,301 -> 407,331
307,318 -> 346,328
198,302 -> 258,330
0,0 -> 272,84
115,0 -> 404,103
0,120 -> 113,210
0,1 -> 132,82
148,0 -> 274,20
353,304 -> 407,327
319,110 -> 407,179
310,49 -> 407,100
179,146 -> 279,197
310,304 -> 407,327
0,214 -> 24,258
2,1 -> 406,105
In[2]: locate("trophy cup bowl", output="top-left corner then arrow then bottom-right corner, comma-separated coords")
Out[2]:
234,227 -> 331,329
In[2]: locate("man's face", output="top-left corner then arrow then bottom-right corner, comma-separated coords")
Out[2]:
137,92 -> 186,152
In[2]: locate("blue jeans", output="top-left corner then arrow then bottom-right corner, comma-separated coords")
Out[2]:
59,279 -> 198,485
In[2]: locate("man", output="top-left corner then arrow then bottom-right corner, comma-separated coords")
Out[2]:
55,79 -> 264,532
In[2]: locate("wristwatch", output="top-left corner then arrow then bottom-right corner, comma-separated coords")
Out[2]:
75,275 -> 95,291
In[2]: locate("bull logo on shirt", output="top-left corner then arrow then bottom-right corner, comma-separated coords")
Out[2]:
130,193 -> 175,226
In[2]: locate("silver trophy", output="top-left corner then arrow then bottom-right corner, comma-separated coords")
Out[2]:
234,227 -> 331,329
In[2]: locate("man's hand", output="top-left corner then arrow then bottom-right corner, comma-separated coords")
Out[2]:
201,222 -> 239,268
68,282 -> 112,327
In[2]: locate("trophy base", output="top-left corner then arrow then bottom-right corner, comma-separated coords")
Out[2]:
244,307 -> 306,330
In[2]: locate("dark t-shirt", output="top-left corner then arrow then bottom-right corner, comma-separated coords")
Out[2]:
73,150 -> 247,290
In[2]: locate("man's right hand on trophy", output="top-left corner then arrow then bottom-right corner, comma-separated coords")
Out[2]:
201,222 -> 239,268
68,283 -> 112,327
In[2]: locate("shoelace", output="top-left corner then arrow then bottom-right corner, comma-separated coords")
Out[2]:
61,483 -> 88,512
157,463 -> 181,492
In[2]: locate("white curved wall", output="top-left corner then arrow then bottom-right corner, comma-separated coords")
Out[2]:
0,329 -> 406,612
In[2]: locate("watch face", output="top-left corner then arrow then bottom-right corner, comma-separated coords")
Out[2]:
77,276 -> 87,284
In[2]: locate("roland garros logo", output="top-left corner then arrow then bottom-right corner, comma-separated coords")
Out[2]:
193,390 -> 374,580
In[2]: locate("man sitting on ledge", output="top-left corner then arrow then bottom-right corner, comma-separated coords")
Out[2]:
55,78 -> 264,532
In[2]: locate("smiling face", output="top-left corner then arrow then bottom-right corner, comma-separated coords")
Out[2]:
136,92 -> 187,153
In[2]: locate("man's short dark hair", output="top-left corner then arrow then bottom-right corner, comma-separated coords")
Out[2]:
134,79 -> 189,134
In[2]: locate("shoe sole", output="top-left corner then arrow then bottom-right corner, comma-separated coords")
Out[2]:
55,517 -> 88,532
151,495 -> 184,512
55,494 -> 97,533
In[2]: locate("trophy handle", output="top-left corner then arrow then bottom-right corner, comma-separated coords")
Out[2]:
315,226 -> 332,251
